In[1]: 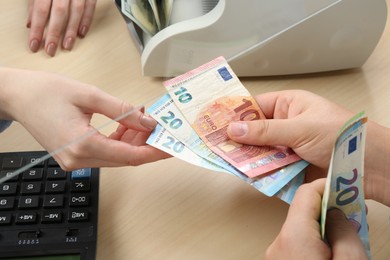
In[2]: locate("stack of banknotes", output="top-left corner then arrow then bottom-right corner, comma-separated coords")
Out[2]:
146,56 -> 309,204
146,56 -> 370,254
121,0 -> 174,36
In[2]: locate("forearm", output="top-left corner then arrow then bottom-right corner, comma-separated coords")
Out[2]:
364,121 -> 390,206
0,67 -> 18,120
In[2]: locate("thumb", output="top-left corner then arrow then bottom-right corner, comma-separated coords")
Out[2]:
325,209 -> 368,259
227,119 -> 301,147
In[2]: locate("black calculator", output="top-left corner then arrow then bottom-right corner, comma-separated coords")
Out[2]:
0,151 -> 99,260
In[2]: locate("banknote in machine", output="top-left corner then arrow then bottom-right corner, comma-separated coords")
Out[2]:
164,56 -> 301,178
321,112 -> 370,258
149,0 -> 174,29
161,0 -> 174,27
121,0 -> 158,35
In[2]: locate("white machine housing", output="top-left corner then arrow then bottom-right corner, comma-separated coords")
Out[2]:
116,0 -> 387,77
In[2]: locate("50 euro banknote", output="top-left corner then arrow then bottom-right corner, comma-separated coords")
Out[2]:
163,56 -> 301,178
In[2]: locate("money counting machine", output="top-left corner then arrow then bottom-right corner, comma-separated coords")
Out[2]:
115,0 -> 387,77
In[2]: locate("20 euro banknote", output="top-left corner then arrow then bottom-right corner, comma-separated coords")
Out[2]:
321,112 -> 370,258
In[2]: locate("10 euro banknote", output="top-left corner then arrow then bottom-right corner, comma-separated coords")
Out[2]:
163,56 -> 301,178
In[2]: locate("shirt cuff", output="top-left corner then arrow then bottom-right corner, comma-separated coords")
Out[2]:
0,120 -> 12,133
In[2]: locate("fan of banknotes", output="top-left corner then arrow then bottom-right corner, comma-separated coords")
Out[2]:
146,56 -> 370,256
146,56 -> 309,204
121,0 -> 174,36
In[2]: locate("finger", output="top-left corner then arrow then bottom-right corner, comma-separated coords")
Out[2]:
78,0 -> 97,37
227,118 -> 305,148
265,179 -> 329,260
28,0 -> 52,52
63,0 -> 85,50
326,209 -> 368,259
58,133 -> 170,170
26,0 -> 34,28
45,0 -> 70,56
254,90 -> 313,119
76,87 -> 157,131
285,179 -> 326,226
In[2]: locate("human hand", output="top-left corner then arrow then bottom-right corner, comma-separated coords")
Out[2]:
226,90 -> 354,180
27,0 -> 97,56
1,68 -> 170,170
226,90 -> 390,205
265,179 -> 368,260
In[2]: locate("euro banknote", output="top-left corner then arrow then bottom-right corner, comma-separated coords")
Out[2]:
147,93 -> 244,177
251,160 -> 308,197
163,56 -> 301,178
147,95 -> 309,197
147,123 -> 228,173
321,112 -> 370,258
275,171 -> 306,204
121,0 -> 158,35
121,0 -> 174,35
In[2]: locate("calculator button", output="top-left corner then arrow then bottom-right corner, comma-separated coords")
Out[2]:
45,180 -> 66,193
25,156 -> 45,167
43,195 -> 64,208
66,228 -> 79,237
46,168 -> 66,179
0,183 -> 17,195
69,194 -> 90,207
18,230 -> 41,239
22,169 -> 43,180
41,210 -> 62,223
15,212 -> 37,224
20,182 -> 41,195
2,156 -> 23,169
0,170 -> 19,182
71,168 -> 91,179
48,157 -> 60,166
18,195 -> 40,209
0,213 -> 12,225
0,197 -> 15,210
68,209 -> 89,222
70,180 -> 90,192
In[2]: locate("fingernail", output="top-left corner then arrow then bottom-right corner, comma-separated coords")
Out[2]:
140,115 -> 157,130
29,39 -> 40,52
79,26 -> 88,38
64,37 -> 75,50
46,43 -> 57,57
228,122 -> 248,137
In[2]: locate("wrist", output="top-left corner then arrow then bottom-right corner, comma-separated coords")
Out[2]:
364,121 -> 390,206
0,67 -> 19,120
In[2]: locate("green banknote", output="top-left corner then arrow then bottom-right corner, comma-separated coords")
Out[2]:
321,112 -> 370,258
121,0 -> 158,35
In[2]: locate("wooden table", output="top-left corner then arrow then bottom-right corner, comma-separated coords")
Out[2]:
1,1 -> 389,259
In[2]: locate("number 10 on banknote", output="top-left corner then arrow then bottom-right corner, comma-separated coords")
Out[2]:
164,56 -> 301,178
